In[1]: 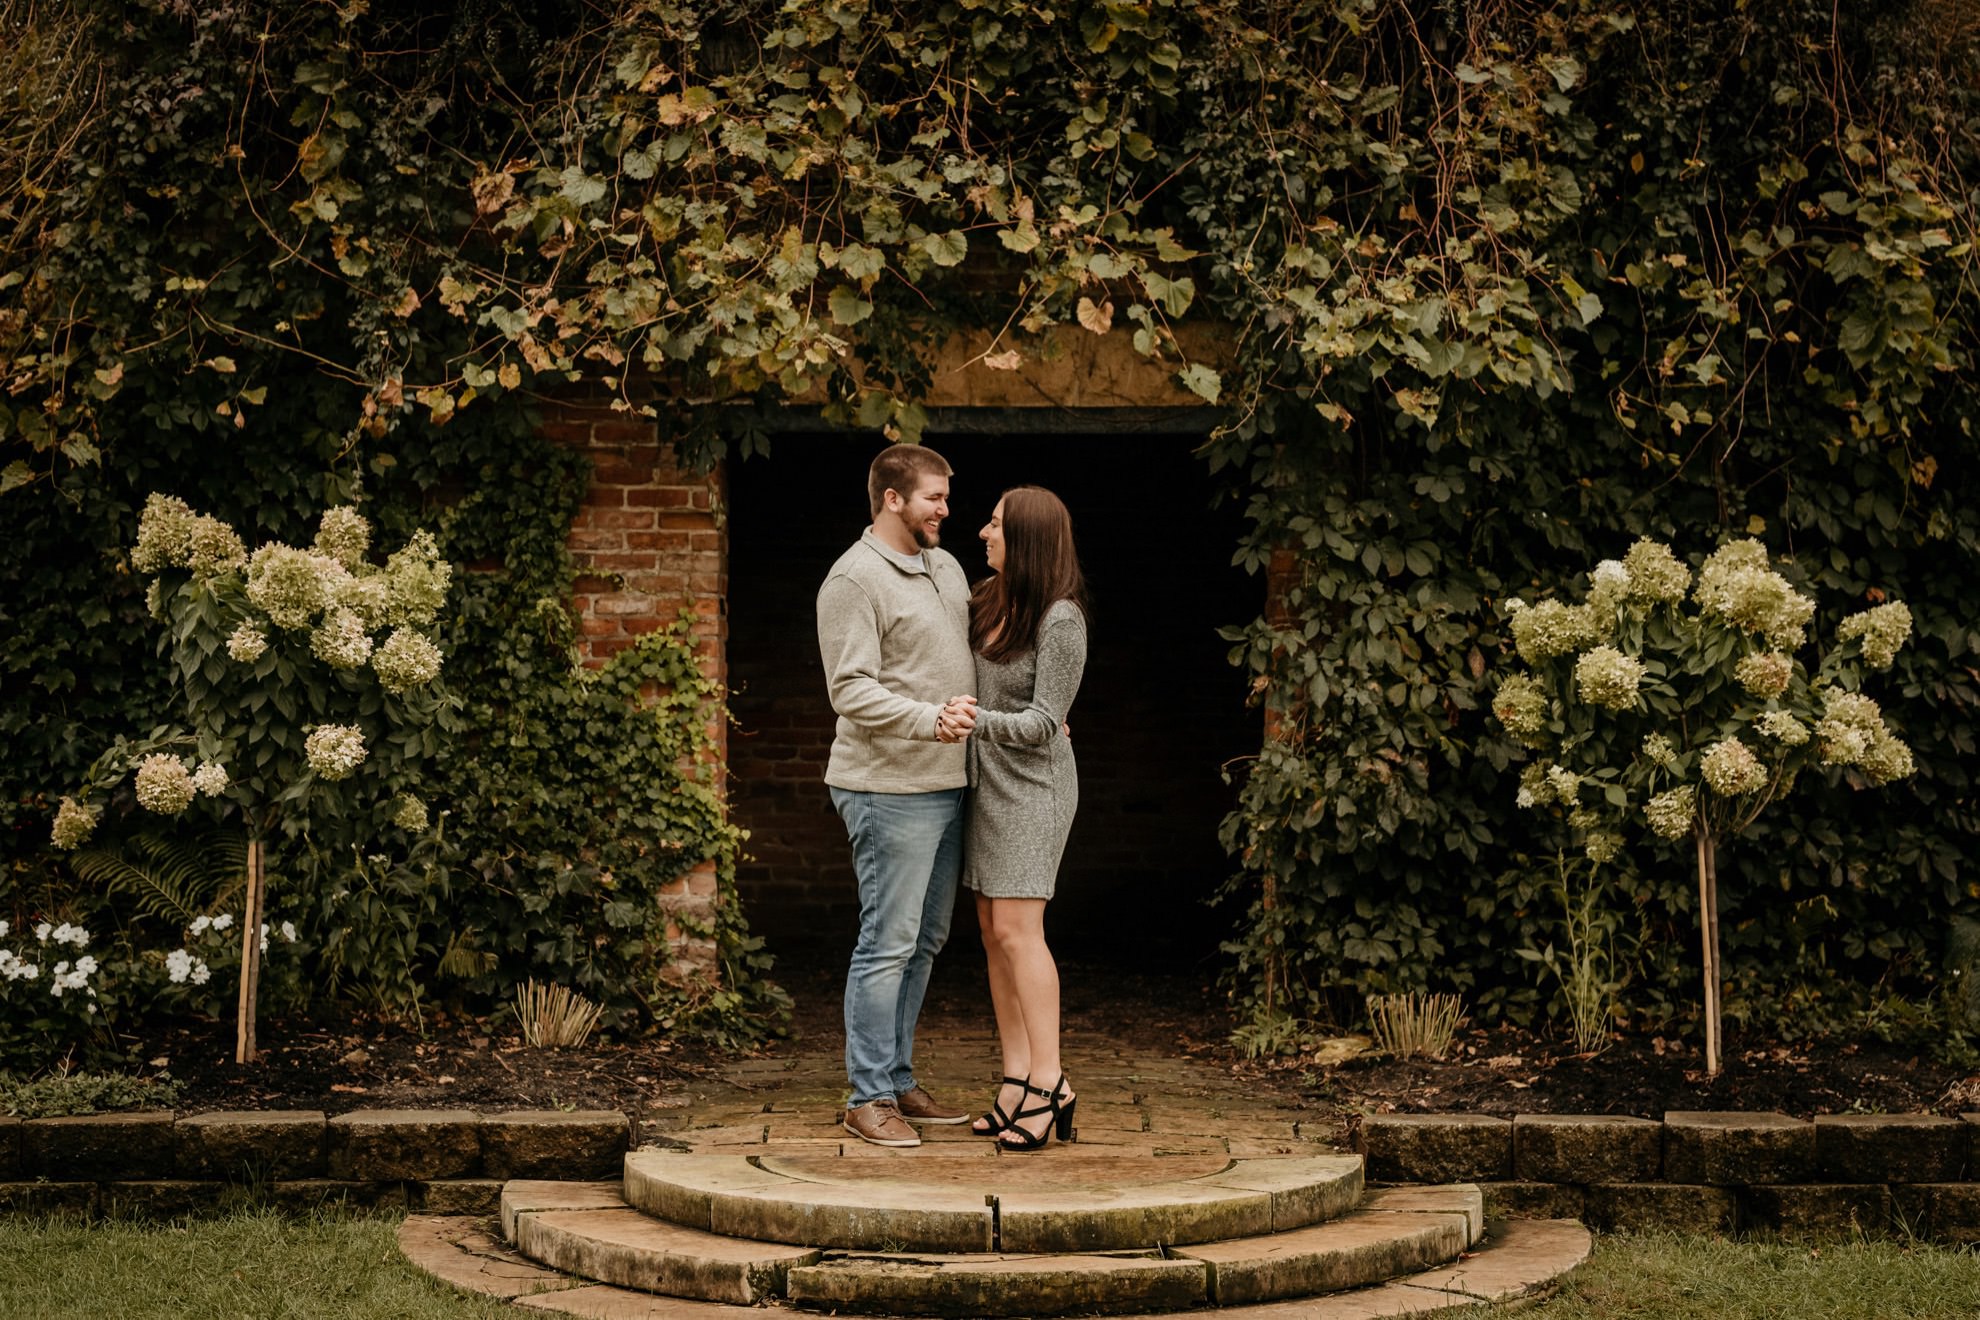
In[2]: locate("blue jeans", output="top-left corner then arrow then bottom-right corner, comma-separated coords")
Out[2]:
830,786 -> 964,1107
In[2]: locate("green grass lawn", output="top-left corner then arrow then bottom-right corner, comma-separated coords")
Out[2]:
1,1212 -> 1977,1318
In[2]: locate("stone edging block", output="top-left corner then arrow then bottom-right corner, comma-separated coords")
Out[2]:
480,1110 -> 629,1180
0,1117 -> 17,1178
1815,1114 -> 1967,1183
1513,1114 -> 1661,1183
23,1112 -> 177,1180
1358,1114 -> 1511,1183
1663,1111 -> 1814,1185
327,1109 -> 480,1180
1582,1182 -> 1737,1235
177,1110 -> 326,1179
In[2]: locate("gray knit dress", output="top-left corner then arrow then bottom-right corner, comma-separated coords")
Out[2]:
962,599 -> 1088,900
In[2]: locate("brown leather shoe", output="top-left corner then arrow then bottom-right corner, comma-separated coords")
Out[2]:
896,1085 -> 970,1125
842,1098 -> 921,1147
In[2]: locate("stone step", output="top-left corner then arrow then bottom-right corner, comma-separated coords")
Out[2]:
621,1148 -> 1364,1253
408,1205 -> 1588,1318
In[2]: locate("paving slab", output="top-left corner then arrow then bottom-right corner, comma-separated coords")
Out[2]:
1361,1185 -> 1485,1245
1662,1111 -> 1813,1185
788,1250 -> 1206,1317
503,1179 -> 636,1240
1396,1217 -> 1591,1302
1177,1209 -> 1468,1306
998,1179 -> 1272,1252
513,1206 -> 818,1304
1197,1155 -> 1365,1232
398,1213 -> 588,1301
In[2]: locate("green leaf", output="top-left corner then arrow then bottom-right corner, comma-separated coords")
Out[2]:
827,286 -> 872,326
921,230 -> 968,267
1178,364 -> 1222,404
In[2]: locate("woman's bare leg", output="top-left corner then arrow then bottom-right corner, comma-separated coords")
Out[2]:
975,891 -> 1030,1132
985,897 -> 1072,1144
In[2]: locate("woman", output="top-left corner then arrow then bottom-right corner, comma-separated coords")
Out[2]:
944,485 -> 1088,1151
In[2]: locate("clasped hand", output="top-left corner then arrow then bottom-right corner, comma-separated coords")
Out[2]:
935,694 -> 978,743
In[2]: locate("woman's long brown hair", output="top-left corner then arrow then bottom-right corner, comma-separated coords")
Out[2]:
969,486 -> 1089,663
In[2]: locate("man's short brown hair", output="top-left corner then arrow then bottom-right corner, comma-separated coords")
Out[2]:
867,443 -> 954,517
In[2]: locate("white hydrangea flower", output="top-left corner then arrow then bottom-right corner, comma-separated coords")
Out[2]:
1694,539 -> 1816,649
305,724 -> 369,780
384,530 -> 451,626
391,794 -> 429,831
145,578 -> 166,620
259,922 -> 269,955
1756,710 -> 1810,747
132,493 -> 196,573
373,628 -> 443,694
310,606 -> 374,669
184,515 -> 248,578
1587,559 -> 1631,614
227,620 -> 270,663
1546,765 -> 1581,802
1861,731 -> 1915,785
134,753 -> 196,814
1734,651 -> 1794,699
1502,596 -> 1528,615
190,762 -> 229,797
1644,784 -> 1697,839
279,921 -> 298,943
337,574 -> 392,629
1701,737 -> 1767,795
1816,690 -> 1884,766
247,543 -> 332,630
1509,599 -> 1599,665
1641,733 -> 1677,767
1837,601 -> 1912,670
313,506 -> 373,571
1584,831 -> 1624,865
1574,645 -> 1645,710
50,796 -> 97,850
1623,538 -> 1691,604
1515,786 -> 1538,808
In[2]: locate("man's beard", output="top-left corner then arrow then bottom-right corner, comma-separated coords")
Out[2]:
912,525 -> 940,549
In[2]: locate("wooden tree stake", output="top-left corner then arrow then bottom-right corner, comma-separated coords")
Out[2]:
1695,824 -> 1721,1077
236,838 -> 265,1064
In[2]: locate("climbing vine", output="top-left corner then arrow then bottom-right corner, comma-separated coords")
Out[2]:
3,0 -> 1977,1050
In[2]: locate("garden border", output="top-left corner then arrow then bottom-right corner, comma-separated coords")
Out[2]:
1359,1111 -> 1980,1241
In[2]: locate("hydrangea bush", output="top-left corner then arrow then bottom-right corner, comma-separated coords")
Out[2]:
1492,538 -> 1914,1073
29,498 -> 457,1064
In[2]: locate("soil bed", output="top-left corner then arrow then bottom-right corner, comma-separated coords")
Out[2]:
84,953 -> 1980,1122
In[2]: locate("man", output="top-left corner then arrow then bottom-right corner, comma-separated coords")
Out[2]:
815,442 -> 980,1147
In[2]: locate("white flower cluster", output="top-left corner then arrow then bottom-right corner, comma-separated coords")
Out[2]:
1641,733 -> 1678,768
189,912 -> 235,936
1586,559 -> 1631,616
311,607 -> 375,669
1815,690 -> 1914,785
1644,784 -> 1697,839
246,543 -> 334,630
1623,538 -> 1692,604
190,761 -> 229,797
1733,650 -> 1793,699
1700,737 -> 1767,796
0,948 -> 36,982
314,506 -> 372,570
391,794 -> 429,831
226,619 -> 269,662
1516,762 -> 1582,808
1492,673 -> 1550,741
1755,709 -> 1810,747
132,493 -> 248,579
49,954 -> 98,998
1509,599 -> 1600,665
1693,539 -> 1816,649
50,796 -> 96,850
1837,601 -> 1912,670
305,724 -> 368,780
47,922 -> 90,948
372,628 -> 443,694
384,530 -> 451,627
134,754 -> 195,814
165,948 -> 212,985
1574,645 -> 1645,710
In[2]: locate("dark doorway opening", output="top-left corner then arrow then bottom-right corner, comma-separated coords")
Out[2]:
726,429 -> 1257,969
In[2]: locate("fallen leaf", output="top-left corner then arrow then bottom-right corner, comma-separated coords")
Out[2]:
982,349 -> 1023,370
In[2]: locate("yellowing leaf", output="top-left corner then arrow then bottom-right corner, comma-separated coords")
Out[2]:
498,361 -> 522,389
921,230 -> 968,267
204,357 -> 237,374
1178,363 -> 1221,404
1076,296 -> 1114,334
983,349 -> 1023,371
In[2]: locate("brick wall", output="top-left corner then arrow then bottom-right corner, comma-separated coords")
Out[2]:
541,398 -> 726,977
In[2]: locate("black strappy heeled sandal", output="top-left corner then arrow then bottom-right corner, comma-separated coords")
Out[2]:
971,1075 -> 1029,1136
997,1075 -> 1076,1152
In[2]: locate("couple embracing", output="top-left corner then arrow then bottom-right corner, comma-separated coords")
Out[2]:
815,443 -> 1086,1152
